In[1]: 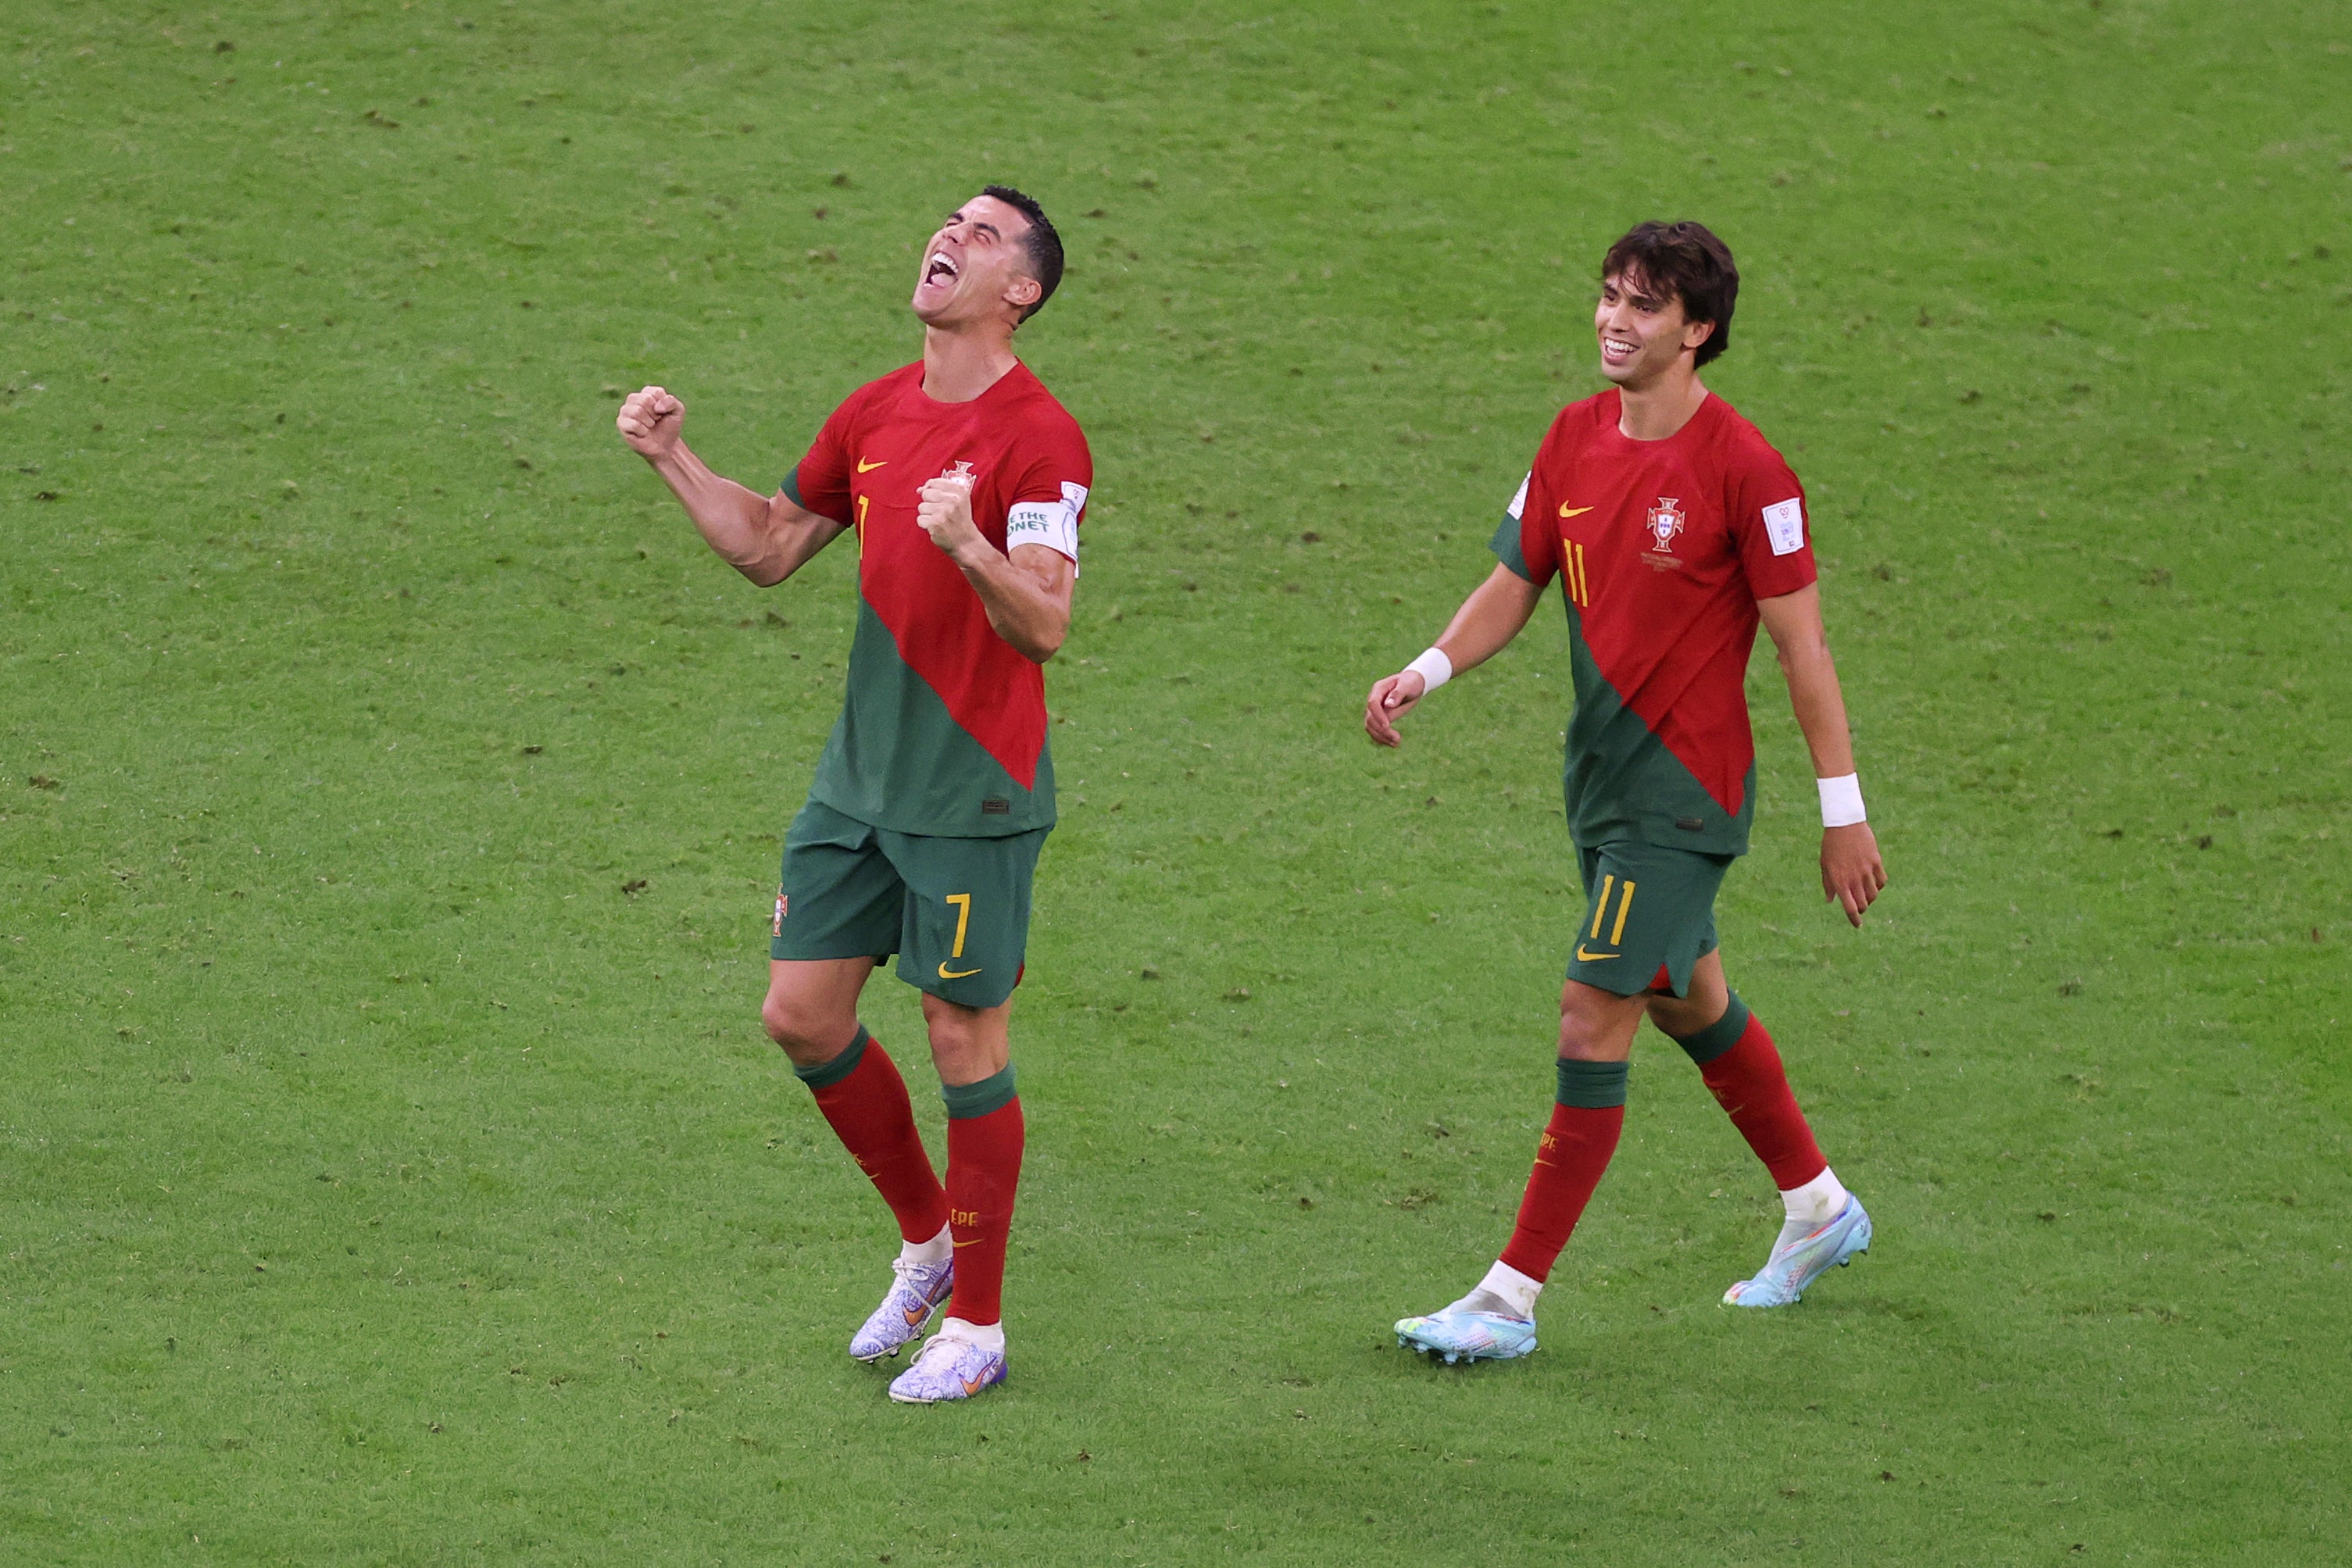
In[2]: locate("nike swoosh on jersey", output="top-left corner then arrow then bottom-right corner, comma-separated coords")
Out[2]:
856,457 -> 887,473
1559,505 -> 1594,518
1573,945 -> 1619,961
938,963 -> 982,980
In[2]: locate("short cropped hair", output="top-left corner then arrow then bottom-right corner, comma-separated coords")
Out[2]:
982,184 -> 1063,323
1601,221 -> 1739,368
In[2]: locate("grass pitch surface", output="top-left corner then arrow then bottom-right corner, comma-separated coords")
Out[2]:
5,2 -> 2349,1562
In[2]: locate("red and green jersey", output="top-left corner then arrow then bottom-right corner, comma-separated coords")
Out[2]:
1492,389 -> 1814,857
785,360 -> 1091,838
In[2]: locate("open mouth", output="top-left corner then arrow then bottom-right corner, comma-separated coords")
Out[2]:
923,250 -> 960,286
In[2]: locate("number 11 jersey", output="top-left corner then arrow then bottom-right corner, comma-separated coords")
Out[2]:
1491,388 -> 1816,858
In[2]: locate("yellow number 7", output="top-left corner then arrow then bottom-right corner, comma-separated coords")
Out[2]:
945,892 -> 972,959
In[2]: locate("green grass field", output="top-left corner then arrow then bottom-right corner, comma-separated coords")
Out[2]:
5,1 -> 2350,1561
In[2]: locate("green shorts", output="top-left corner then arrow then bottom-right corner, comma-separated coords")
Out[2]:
1565,840 -> 1733,998
769,798 -> 1048,1010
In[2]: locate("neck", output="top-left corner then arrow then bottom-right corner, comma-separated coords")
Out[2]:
1615,363 -> 1707,441
920,320 -> 1021,403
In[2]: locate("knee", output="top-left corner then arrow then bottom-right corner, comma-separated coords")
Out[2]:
1554,999 -> 1621,1062
1557,973 -> 1657,1061
761,989 -> 843,1059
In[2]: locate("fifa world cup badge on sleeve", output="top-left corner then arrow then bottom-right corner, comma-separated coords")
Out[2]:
773,889 -> 788,937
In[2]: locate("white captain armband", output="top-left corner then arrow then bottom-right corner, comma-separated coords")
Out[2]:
1005,480 -> 1086,570
1818,773 -> 1867,828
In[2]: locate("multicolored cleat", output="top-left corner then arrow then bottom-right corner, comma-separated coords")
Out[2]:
1393,1304 -> 1539,1364
887,1332 -> 1008,1404
1722,1195 -> 1872,1308
849,1255 -> 954,1363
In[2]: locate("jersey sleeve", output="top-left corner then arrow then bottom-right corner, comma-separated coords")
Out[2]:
783,388 -> 862,526
1489,444 -> 1563,588
1001,414 -> 1092,566
1728,445 -> 1817,601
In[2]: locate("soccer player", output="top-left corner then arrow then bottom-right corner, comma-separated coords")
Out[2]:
614,187 -> 1090,1403
1364,221 -> 1888,1363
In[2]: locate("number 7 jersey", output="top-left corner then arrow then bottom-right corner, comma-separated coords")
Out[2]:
785,360 -> 1092,838
1490,389 -> 1815,858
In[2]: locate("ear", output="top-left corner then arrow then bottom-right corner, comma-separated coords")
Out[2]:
1682,316 -> 1716,355
1004,274 -> 1042,313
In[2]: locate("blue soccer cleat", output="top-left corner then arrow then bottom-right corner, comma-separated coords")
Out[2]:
849,1255 -> 954,1363
1722,1195 -> 1872,1308
1394,1302 -> 1539,1364
886,1331 -> 1007,1404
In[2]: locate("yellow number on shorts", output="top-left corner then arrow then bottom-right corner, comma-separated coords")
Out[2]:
1588,874 -> 1636,947
945,892 -> 972,959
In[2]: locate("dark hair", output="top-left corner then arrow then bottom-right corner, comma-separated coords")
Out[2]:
1601,221 -> 1739,368
981,184 -> 1063,323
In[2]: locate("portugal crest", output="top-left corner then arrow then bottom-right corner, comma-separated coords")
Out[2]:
1646,496 -> 1686,554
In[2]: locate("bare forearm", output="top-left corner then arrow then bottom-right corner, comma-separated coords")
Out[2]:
950,544 -> 1074,663
1433,565 -> 1544,673
1759,584 -> 1856,775
644,443 -> 841,588
642,440 -> 776,573
1783,649 -> 1857,777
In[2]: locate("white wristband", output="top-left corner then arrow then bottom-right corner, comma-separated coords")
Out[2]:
1818,773 -> 1867,828
1404,647 -> 1453,694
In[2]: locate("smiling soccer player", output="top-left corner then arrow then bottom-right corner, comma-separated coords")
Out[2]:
617,187 -> 1089,1403
1365,222 -> 1888,1363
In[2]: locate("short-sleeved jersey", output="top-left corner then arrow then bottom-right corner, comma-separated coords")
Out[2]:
1491,389 -> 1814,857
785,360 -> 1092,838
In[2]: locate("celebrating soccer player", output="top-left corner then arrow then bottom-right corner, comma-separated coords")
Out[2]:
1365,221 -> 1887,1363
615,187 -> 1089,1403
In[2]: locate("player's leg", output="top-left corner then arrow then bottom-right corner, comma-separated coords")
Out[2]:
767,802 -> 954,1359
1647,949 -> 1870,1306
877,826 -> 1044,1404
1396,846 -> 1651,1363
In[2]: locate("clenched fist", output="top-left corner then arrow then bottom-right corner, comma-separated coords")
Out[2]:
915,470 -> 983,560
616,385 -> 684,459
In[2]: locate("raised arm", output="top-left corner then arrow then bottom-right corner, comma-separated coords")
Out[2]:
912,476 -> 1074,663
1364,563 -> 1544,747
616,385 -> 845,587
1757,582 -> 1887,927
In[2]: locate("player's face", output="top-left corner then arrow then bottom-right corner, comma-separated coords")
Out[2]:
911,195 -> 1041,327
1593,270 -> 1714,387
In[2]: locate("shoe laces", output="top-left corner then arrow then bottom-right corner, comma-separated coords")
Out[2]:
890,1253 -> 946,1291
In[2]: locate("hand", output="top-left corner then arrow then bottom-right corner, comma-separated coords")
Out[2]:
1362,670 -> 1428,748
1821,822 -> 1887,927
616,385 -> 684,459
916,473 -> 985,561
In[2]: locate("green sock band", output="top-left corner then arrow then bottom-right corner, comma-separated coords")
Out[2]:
1671,993 -> 1752,1066
942,1063 -> 1017,1120
1555,1057 -> 1629,1109
792,1024 -> 870,1090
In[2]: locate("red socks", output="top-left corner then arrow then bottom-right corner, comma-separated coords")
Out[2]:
1497,1059 -> 1628,1283
942,1073 -> 1024,1327
1694,1010 -> 1828,1192
795,1029 -> 949,1245
798,1035 -> 1024,1327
